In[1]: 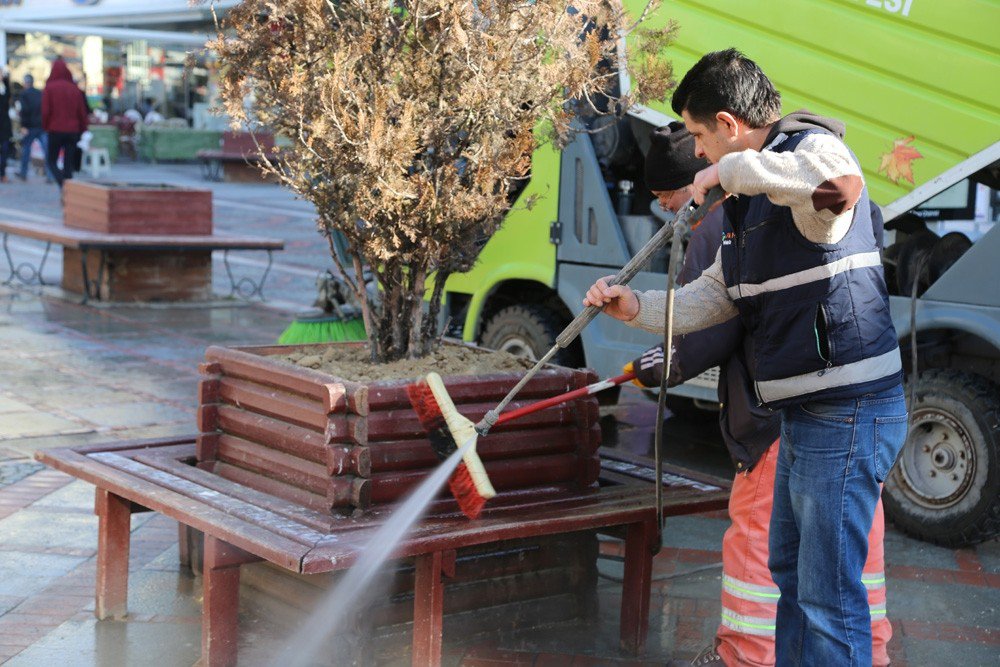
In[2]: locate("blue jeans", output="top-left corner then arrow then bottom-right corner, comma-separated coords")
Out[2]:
770,385 -> 906,666
20,128 -> 55,180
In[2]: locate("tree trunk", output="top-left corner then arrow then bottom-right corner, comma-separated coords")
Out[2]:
407,267 -> 427,359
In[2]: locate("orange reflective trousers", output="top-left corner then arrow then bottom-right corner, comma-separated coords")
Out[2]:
715,441 -> 891,666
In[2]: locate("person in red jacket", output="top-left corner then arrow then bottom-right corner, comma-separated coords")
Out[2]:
42,58 -> 88,189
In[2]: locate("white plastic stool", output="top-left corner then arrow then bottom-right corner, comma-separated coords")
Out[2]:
83,148 -> 111,178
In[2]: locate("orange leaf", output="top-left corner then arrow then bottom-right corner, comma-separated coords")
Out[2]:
878,135 -> 923,185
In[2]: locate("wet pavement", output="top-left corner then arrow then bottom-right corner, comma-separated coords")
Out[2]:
0,166 -> 997,665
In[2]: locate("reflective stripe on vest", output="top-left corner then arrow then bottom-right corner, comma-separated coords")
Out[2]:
870,601 -> 887,619
722,575 -> 780,603
863,572 -> 886,590
756,348 -> 902,404
720,610 -> 776,637
726,251 -> 883,301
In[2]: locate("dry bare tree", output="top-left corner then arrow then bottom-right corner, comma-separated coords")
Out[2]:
210,0 -> 675,362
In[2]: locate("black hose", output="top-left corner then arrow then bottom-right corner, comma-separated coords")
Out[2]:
908,254 -> 929,426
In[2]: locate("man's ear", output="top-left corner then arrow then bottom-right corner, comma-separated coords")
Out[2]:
715,111 -> 741,139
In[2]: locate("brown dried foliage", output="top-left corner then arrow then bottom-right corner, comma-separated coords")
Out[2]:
210,0 -> 675,361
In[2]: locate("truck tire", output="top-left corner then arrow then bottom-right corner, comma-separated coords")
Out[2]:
883,369 -> 1000,547
480,304 -> 581,368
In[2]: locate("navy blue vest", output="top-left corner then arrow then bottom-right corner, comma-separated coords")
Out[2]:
720,129 -> 902,408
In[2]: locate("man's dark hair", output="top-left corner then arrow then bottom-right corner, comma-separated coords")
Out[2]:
671,48 -> 781,129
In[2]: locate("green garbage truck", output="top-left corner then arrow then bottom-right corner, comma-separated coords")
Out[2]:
437,0 -> 1000,546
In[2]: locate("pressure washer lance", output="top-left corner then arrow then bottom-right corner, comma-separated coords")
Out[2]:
476,185 -> 725,460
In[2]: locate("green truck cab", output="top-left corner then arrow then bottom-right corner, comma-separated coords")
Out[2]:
438,0 -> 1000,546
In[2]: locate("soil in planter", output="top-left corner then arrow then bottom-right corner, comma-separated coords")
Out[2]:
274,343 -> 536,382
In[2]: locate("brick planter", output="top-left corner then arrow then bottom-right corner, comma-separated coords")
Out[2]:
63,181 -> 212,235
196,342 -> 602,516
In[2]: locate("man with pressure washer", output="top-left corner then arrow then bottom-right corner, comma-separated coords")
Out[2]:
632,123 -> 891,666
585,49 -> 906,666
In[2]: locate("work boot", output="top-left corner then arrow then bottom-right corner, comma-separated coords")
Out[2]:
666,645 -> 725,666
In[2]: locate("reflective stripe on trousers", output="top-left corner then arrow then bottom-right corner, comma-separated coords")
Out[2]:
715,441 -> 891,667
720,574 -> 887,634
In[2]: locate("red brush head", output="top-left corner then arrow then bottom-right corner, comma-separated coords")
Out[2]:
449,462 -> 488,520
407,377 -> 492,519
407,379 -> 458,459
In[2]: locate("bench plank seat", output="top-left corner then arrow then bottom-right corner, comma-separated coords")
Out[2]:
1,219 -> 284,302
37,436 -> 730,667
0,219 -> 283,251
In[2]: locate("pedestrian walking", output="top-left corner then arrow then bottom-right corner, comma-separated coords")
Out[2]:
41,58 -> 88,189
585,49 -> 906,666
633,122 -> 891,666
15,73 -> 54,182
0,66 -> 12,184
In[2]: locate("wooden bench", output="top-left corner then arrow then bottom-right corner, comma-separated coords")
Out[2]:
37,436 -> 729,667
0,219 -> 284,303
197,132 -> 283,183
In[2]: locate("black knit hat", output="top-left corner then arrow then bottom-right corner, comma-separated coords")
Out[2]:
644,121 -> 709,192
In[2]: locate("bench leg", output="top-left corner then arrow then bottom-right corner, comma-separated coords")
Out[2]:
620,518 -> 655,655
95,489 -> 131,620
412,551 -> 445,667
201,535 -> 259,667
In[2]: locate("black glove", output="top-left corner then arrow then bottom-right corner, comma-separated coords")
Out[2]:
627,343 -> 664,388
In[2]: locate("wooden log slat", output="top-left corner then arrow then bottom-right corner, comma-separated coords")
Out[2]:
214,462 -> 335,515
327,445 -> 371,478
214,405 -> 327,463
366,371 -> 582,410
418,483 -> 583,518
36,448 -> 308,570
217,376 -> 328,431
577,456 -> 601,489
366,401 -> 588,441
216,435 -> 331,495
369,453 -> 581,504
204,346 -> 367,415
215,404 -> 364,455
368,427 -> 581,472
199,378 -> 221,404
197,404 -> 219,433
328,476 -> 370,510
196,432 -> 220,462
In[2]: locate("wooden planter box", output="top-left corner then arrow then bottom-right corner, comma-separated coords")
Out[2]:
61,249 -> 212,302
63,181 -> 212,235
196,342 -> 603,516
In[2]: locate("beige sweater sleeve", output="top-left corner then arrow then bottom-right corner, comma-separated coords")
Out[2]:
717,133 -> 863,244
625,249 -> 738,336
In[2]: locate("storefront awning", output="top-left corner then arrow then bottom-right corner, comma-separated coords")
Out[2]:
0,19 -> 212,47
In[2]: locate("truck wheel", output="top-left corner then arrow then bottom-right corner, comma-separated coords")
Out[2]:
480,304 -> 581,368
883,369 -> 1000,547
